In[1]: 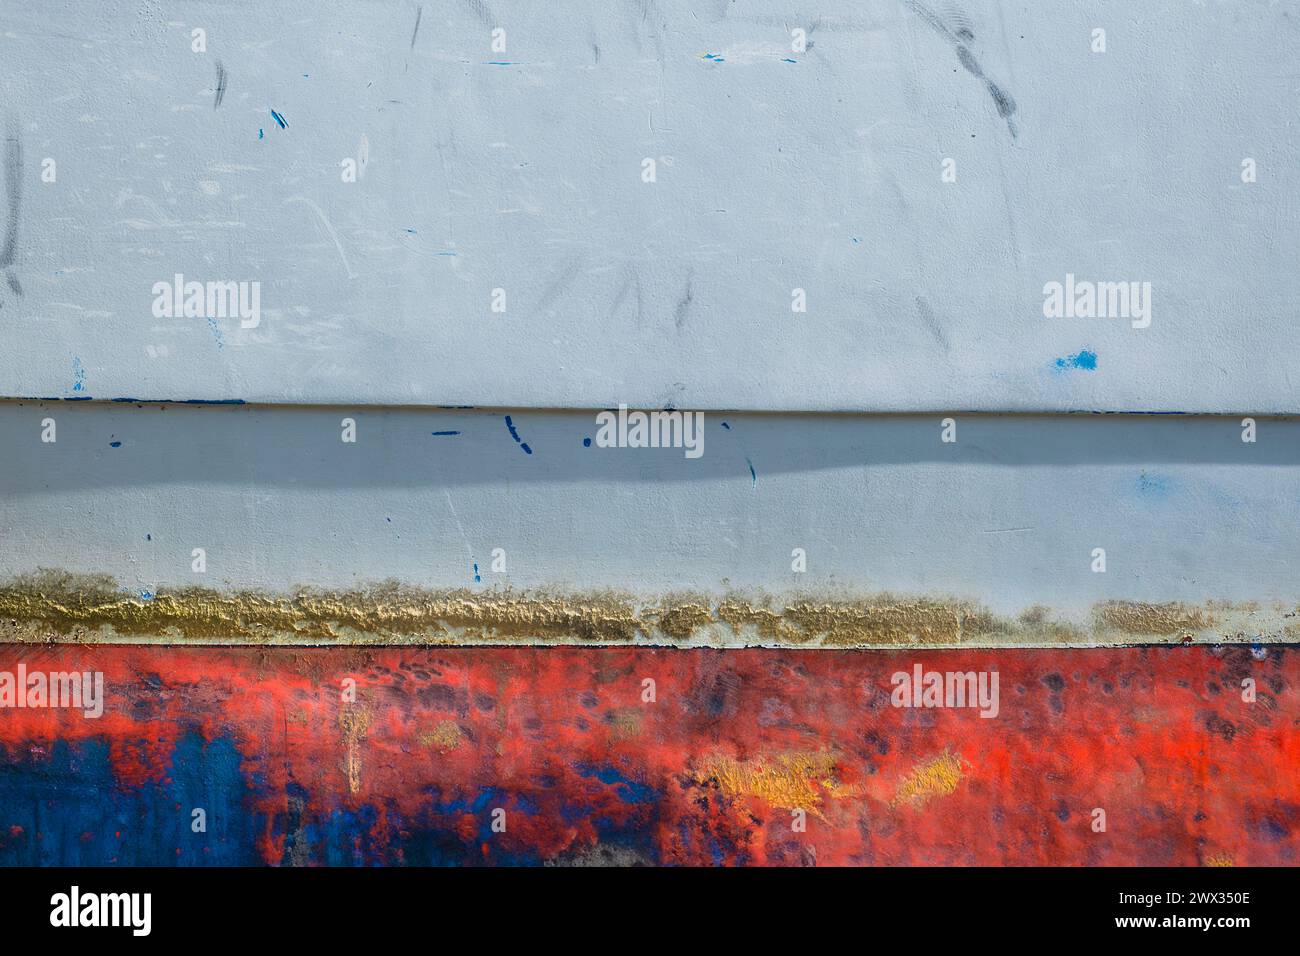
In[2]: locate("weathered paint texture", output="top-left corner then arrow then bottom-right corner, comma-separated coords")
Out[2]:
0,645 -> 1294,866
4,402 -> 1300,628
0,573 -> 1291,648
0,2 -> 1296,412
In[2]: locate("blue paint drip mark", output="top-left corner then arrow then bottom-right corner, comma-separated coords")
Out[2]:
583,437 -> 591,447
109,441 -> 121,448
473,563 -> 481,584
503,415 -> 533,454
746,457 -> 757,486
431,430 -> 461,436
1052,349 -> 1097,372
270,109 -> 287,129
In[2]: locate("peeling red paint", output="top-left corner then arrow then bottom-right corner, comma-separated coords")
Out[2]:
0,646 -> 1295,866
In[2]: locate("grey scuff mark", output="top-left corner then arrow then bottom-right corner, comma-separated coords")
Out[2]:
903,0 -> 1018,140
213,61 -> 228,109
914,296 -> 949,350
410,5 -> 422,49
673,269 -> 694,330
532,255 -> 584,316
606,266 -> 635,325
1,121 -> 21,298
461,0 -> 495,29
284,196 -> 356,279
629,0 -> 667,63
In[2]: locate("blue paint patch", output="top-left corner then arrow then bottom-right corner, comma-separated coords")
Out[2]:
1053,349 -> 1098,372
109,441 -> 121,448
574,762 -> 658,805
700,52 -> 725,63
473,562 -> 481,583
431,430 -> 461,437
504,415 -> 533,455
583,437 -> 591,447
138,590 -> 154,601
721,421 -> 730,430
270,109 -> 287,129
0,734 -> 261,865
258,128 -> 264,139
1137,471 -> 1172,497
71,357 -> 86,393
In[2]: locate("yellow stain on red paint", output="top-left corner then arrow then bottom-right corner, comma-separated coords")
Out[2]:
419,719 -> 462,753
338,707 -> 370,794
891,751 -> 965,809
691,750 -> 849,820
1204,854 -> 1235,867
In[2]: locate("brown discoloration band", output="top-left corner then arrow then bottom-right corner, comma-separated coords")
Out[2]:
0,572 -> 1290,648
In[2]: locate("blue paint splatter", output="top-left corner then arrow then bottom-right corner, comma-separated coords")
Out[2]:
700,52 -> 725,63
485,61 -> 518,66
206,315 -> 225,350
431,430 -> 461,437
473,563 -> 481,583
583,437 -> 591,447
71,358 -> 85,393
746,457 -> 757,486
721,421 -> 730,430
782,58 -> 798,63
146,534 -> 151,541
270,109 -> 287,129
109,440 -> 121,448
504,415 -> 533,455
1053,349 -> 1098,372
258,128 -> 264,139
138,590 -> 154,601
